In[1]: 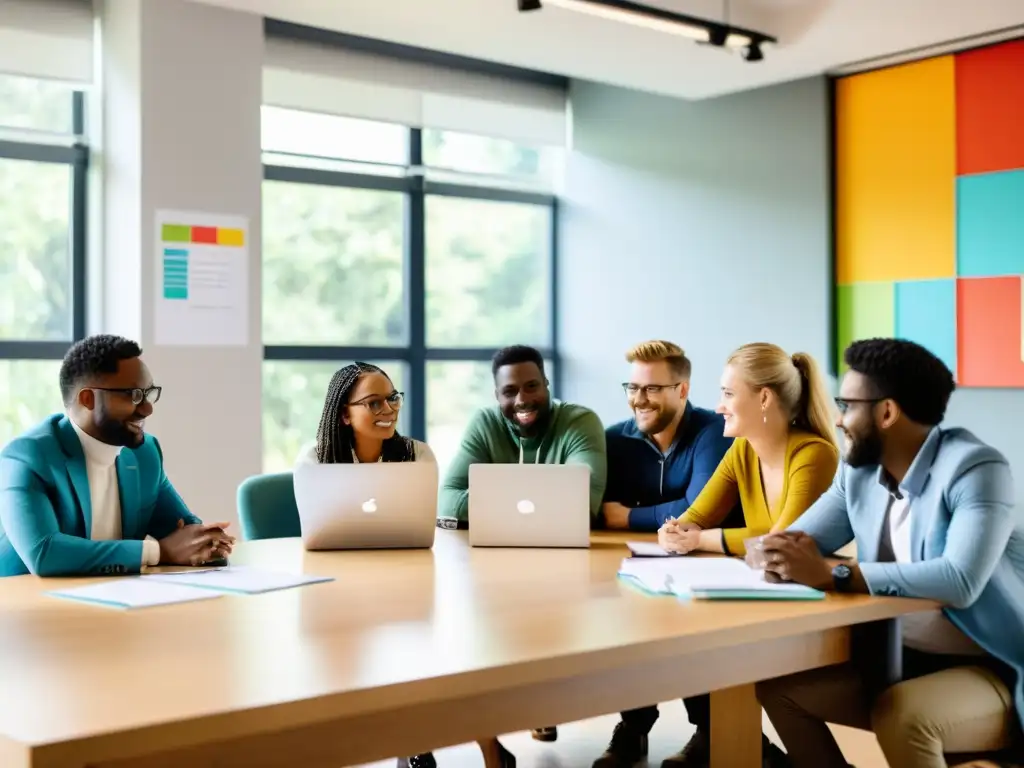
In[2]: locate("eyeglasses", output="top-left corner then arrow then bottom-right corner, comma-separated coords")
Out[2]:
89,386 -> 162,405
350,391 -> 404,415
834,397 -> 885,414
622,383 -> 680,398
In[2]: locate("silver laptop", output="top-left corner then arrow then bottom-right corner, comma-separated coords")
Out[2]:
293,462 -> 438,550
468,464 -> 591,548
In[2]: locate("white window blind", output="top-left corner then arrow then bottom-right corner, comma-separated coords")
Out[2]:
0,0 -> 94,84
263,34 -> 569,149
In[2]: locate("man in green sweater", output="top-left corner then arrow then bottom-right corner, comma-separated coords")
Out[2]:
438,344 -> 608,526
434,344 -> 607,750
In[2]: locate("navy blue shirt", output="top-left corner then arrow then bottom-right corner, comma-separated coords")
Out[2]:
604,402 -> 735,532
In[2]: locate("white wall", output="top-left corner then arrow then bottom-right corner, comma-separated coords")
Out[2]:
558,77 -> 831,423
100,0 -> 263,530
557,75 -> 1024,508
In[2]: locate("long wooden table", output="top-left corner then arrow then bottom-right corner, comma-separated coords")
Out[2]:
0,531 -> 934,768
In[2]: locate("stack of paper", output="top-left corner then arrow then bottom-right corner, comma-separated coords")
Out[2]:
144,565 -> 333,594
49,579 -> 224,610
618,557 -> 824,600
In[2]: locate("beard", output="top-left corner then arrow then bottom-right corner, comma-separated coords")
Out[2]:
504,402 -> 551,439
844,427 -> 883,468
93,410 -> 144,448
636,405 -> 677,436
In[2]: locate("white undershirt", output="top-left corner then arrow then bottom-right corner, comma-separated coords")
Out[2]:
69,419 -> 160,567
884,493 -> 984,655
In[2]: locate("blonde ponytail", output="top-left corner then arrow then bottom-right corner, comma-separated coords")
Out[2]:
790,352 -> 839,449
726,343 -> 838,448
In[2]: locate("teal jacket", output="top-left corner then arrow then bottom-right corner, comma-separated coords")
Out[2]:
0,414 -> 200,577
439,401 -> 607,523
790,427 -> 1024,731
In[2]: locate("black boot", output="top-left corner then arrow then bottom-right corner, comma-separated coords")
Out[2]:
660,729 -> 708,768
397,754 -> 437,768
592,720 -> 650,768
661,732 -> 792,768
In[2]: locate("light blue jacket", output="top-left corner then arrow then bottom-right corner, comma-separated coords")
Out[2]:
790,427 -> 1024,730
0,414 -> 200,577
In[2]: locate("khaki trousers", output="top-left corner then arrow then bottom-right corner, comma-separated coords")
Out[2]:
756,651 -> 1019,768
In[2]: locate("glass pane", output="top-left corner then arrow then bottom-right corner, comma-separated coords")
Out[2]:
0,359 -> 63,449
0,73 -> 74,134
422,128 -> 553,181
426,197 -> 551,348
426,359 -> 554,477
0,158 -> 72,340
262,181 -> 406,346
261,106 -> 408,166
263,360 -> 407,473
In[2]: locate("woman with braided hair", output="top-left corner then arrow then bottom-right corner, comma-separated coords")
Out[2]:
295,362 -> 435,466
298,366 -> 512,768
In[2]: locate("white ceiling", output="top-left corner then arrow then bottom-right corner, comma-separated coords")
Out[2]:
195,0 -> 1024,100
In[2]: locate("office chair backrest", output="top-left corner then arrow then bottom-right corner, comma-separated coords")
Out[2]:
236,471 -> 301,540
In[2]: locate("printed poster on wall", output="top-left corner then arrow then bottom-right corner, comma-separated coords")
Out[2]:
153,209 -> 249,346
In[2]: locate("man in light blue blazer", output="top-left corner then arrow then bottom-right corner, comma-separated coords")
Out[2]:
755,338 -> 1023,768
0,334 -> 234,577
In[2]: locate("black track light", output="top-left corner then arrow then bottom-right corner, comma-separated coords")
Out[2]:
516,0 -> 776,61
742,42 -> 764,62
707,27 -> 727,47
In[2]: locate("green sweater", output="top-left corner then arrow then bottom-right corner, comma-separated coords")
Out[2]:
439,401 -> 608,523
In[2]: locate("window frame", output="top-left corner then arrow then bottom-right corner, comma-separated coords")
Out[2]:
262,127 -> 561,442
0,90 -> 88,360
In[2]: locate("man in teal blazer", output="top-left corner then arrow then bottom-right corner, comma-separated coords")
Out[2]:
0,334 -> 233,577
756,338 -> 1023,768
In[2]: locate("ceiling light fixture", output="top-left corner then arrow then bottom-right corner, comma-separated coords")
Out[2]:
517,0 -> 776,60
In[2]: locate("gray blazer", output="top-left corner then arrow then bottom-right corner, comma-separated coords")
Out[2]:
790,426 -> 1024,730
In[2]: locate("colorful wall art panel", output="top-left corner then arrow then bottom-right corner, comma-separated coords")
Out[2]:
835,38 -> 1024,387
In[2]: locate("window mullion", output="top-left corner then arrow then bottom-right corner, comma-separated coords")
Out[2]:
407,127 -> 427,442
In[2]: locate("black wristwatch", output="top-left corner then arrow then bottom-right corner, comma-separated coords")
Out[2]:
832,563 -> 853,592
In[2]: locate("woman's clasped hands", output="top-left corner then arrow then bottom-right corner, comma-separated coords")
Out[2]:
657,517 -> 701,554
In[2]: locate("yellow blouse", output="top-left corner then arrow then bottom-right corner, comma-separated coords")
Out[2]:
680,430 -> 839,555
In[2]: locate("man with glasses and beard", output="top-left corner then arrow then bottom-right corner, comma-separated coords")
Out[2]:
602,340 -> 735,532
591,340 -> 740,768
438,344 -> 607,525
757,337 -> 1024,768
0,334 -> 234,577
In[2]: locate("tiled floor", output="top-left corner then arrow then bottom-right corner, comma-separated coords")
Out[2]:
359,701 -> 888,768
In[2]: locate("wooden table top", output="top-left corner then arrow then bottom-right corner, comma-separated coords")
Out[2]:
0,531 -> 933,757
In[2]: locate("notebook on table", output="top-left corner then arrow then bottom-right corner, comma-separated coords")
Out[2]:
48,579 -> 224,610
617,556 -> 825,600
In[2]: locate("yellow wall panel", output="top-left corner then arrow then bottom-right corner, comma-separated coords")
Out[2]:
836,56 -> 956,284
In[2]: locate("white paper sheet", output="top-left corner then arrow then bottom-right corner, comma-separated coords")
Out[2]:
49,579 -> 224,609
144,565 -> 333,594
618,557 -> 822,598
626,541 -> 672,557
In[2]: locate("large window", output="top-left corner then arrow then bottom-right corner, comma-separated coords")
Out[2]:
261,107 -> 560,473
0,73 -> 88,448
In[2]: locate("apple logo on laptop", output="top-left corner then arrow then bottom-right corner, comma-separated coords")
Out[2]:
361,498 -> 378,514
517,499 -> 536,515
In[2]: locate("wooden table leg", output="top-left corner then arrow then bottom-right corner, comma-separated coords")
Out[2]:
710,683 -> 762,768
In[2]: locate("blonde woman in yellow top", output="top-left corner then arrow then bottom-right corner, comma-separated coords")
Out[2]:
659,343 -> 839,557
